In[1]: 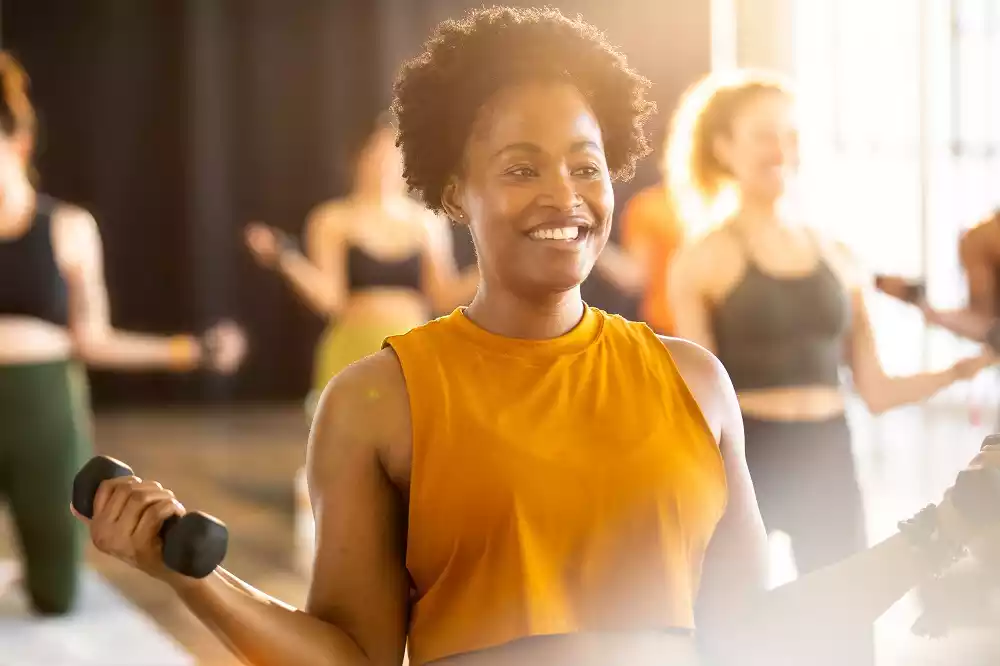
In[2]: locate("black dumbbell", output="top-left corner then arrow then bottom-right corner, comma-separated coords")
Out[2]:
951,434 -> 1000,528
72,455 -> 228,579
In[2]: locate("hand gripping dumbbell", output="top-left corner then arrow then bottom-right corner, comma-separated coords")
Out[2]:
72,455 -> 228,579
912,434 -> 1000,638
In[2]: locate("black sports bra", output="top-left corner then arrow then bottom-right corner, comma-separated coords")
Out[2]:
0,194 -> 69,326
710,230 -> 851,391
346,245 -> 422,292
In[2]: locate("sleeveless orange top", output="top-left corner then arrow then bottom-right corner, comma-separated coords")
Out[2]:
383,306 -> 727,665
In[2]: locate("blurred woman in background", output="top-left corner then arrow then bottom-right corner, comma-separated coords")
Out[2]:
245,115 -> 479,418
667,69 -> 996,664
609,146 -> 687,335
0,52 -> 245,616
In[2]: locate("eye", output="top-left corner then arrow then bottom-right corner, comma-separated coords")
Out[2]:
572,165 -> 602,178
504,165 -> 537,178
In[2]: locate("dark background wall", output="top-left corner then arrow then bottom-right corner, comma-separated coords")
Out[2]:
1,0 -> 711,408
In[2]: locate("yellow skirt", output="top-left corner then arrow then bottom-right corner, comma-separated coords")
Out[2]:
305,316 -> 422,420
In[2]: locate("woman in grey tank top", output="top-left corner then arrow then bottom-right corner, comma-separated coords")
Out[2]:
666,71 -> 996,666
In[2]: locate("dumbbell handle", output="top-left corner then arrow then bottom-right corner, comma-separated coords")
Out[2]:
71,456 -> 177,540
72,455 -> 228,578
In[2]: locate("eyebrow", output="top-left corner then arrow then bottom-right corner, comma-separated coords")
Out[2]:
492,140 -> 602,160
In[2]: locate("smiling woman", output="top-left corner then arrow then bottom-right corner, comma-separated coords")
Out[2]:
77,7 -> 1000,666
392,12 -> 654,323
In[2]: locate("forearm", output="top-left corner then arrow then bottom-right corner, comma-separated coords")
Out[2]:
594,244 -> 645,295
276,252 -> 340,318
170,569 -> 370,666
76,330 -> 202,371
710,534 -> 929,663
864,366 -> 959,413
924,306 -> 995,345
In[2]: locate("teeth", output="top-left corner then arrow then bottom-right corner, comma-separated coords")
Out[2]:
529,227 -> 580,241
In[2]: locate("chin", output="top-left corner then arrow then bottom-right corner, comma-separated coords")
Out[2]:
540,267 -> 593,295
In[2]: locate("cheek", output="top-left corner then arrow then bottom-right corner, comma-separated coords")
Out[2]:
581,178 -> 614,222
467,180 -> 530,224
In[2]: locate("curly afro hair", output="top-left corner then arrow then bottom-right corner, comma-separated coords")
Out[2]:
391,6 -> 656,213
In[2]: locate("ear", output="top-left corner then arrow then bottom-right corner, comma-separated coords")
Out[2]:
440,177 -> 469,227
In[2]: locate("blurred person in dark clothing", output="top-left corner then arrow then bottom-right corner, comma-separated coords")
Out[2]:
0,52 -> 245,616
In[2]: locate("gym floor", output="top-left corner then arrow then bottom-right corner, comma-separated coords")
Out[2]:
0,401 -> 998,665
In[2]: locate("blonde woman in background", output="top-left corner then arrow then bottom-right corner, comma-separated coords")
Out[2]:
667,70 -> 997,665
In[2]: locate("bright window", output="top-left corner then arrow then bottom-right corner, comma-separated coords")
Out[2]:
794,0 -> 1000,402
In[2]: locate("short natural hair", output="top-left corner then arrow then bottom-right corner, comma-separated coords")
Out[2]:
391,6 -> 656,212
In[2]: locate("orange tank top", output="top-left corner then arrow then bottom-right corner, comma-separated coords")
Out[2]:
383,306 -> 727,665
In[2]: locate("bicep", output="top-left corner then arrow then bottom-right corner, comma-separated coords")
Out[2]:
844,286 -> 886,390
664,338 -> 769,629
667,251 -> 716,351
56,209 -> 112,337
306,211 -> 348,300
304,370 -> 409,665
695,367 -> 769,628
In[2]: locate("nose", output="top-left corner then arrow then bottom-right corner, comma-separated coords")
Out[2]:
539,167 -> 583,211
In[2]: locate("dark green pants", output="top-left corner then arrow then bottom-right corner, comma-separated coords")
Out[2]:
0,360 -> 91,615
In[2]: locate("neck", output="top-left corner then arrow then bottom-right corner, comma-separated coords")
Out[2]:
736,192 -> 780,219
733,194 -> 787,232
352,188 -> 385,205
464,283 -> 586,340
0,183 -> 35,234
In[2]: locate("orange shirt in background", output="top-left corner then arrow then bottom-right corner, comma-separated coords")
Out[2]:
619,184 -> 686,335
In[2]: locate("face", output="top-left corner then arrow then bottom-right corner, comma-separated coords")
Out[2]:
355,126 -> 405,196
445,82 -> 614,296
714,91 -> 799,204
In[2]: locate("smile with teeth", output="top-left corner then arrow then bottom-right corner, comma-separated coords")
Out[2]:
528,226 -> 585,241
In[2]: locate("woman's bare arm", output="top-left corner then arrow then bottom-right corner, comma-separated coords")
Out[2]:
667,241 -> 718,352
839,252 -> 996,414
959,218 -> 1000,316
55,206 -> 244,372
669,338 -> 974,663
79,350 -> 411,666
270,206 -> 350,318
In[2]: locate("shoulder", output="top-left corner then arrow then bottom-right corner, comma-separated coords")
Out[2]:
960,212 -> 1000,259
50,201 -> 97,235
671,226 -> 738,280
814,231 -> 869,292
316,348 -> 409,423
49,201 -> 100,268
414,206 -> 452,245
306,200 -> 350,237
310,347 -> 411,469
656,335 -> 734,442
